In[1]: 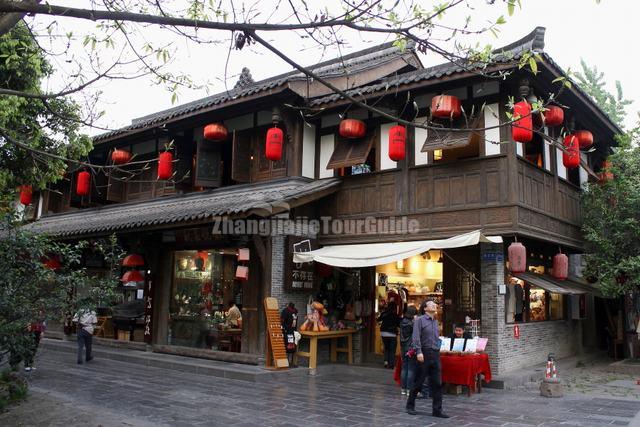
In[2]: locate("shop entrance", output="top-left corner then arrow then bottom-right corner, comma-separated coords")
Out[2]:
364,250 -> 445,364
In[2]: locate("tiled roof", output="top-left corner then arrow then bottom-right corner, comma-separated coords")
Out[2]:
309,27 -> 546,106
305,27 -> 622,135
93,41 -> 418,143
24,177 -> 340,237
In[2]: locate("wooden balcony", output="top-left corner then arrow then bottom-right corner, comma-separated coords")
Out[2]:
320,155 -> 583,248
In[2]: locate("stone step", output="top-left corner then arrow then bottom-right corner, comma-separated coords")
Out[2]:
41,338 -> 304,383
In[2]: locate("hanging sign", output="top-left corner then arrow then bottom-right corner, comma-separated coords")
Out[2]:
514,325 -> 520,339
285,236 -> 318,292
143,276 -> 154,344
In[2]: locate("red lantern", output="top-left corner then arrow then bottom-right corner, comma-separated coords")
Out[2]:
121,270 -> 144,283
339,119 -> 366,139
574,130 -> 593,149
543,105 -> 564,127
599,160 -> 614,182
511,101 -> 533,143
203,123 -> 228,141
388,125 -> 406,161
123,254 -> 145,267
552,252 -> 568,280
111,149 -> 132,165
508,242 -> 527,274
19,185 -> 32,206
563,134 -> 580,169
76,171 -> 91,196
265,127 -> 284,161
43,255 -> 62,271
158,151 -> 173,180
431,95 -> 462,119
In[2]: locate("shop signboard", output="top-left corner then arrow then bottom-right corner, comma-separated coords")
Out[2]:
143,276 -> 154,344
285,236 -> 318,292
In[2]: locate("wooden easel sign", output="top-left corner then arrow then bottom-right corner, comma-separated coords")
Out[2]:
264,297 -> 289,369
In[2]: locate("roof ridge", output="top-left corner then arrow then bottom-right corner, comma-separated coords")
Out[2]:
119,40 -> 417,131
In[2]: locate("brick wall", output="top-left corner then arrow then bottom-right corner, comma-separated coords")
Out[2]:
480,243 -> 583,375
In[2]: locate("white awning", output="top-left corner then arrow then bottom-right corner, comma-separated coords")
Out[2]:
293,230 -> 503,267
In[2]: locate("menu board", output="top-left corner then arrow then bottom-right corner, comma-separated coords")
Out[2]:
285,236 -> 318,292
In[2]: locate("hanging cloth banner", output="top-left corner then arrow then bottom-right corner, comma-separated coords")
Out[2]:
293,230 -> 502,268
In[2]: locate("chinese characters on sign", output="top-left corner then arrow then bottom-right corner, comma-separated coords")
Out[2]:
285,236 -> 318,292
143,277 -> 154,344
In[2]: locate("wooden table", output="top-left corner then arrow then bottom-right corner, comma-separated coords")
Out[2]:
294,329 -> 356,369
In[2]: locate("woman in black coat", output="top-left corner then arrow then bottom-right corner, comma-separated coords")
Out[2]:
377,302 -> 401,368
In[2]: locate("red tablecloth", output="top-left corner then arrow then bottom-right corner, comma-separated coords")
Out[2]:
440,353 -> 492,391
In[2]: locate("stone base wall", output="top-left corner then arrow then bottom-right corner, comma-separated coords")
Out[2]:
496,320 -> 582,374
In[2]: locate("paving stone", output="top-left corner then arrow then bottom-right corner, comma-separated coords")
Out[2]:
0,350 -> 639,427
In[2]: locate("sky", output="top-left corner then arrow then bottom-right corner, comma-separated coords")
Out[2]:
37,1 -> 640,134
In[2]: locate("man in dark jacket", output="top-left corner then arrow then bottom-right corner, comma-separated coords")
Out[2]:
406,300 -> 449,419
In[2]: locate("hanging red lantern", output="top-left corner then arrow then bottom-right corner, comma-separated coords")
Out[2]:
19,185 -> 33,206
339,119 -> 366,139
121,270 -> 144,283
43,255 -> 62,271
543,105 -> 564,127
123,254 -> 145,267
265,127 -> 284,161
574,130 -> 593,149
599,160 -> 614,182
388,125 -> 406,161
511,101 -> 533,143
158,151 -> 173,180
111,149 -> 132,165
508,241 -> 527,274
431,95 -> 462,119
76,171 -> 91,196
203,123 -> 228,141
563,134 -> 580,169
552,252 -> 568,280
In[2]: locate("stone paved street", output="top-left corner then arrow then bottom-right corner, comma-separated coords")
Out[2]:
1,344 -> 640,427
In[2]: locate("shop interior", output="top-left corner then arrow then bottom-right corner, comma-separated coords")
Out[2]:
374,250 -> 444,355
169,249 -> 243,352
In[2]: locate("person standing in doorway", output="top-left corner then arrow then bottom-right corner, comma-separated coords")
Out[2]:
73,308 -> 97,364
406,300 -> 449,419
377,301 -> 400,368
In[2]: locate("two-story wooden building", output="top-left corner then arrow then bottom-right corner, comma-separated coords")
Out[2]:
25,27 -> 619,375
